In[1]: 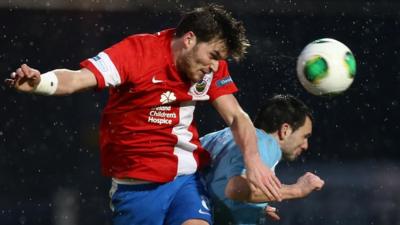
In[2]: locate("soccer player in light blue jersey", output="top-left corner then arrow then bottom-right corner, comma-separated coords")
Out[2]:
201,94 -> 325,225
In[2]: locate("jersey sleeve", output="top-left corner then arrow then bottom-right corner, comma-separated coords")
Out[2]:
80,35 -> 143,89
269,141 -> 282,171
207,60 -> 238,101
200,132 -> 220,155
200,128 -> 232,159
226,153 -> 246,178
201,128 -> 245,178
257,131 -> 282,172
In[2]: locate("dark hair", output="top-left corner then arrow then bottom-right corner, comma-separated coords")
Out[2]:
175,4 -> 250,61
254,94 -> 313,133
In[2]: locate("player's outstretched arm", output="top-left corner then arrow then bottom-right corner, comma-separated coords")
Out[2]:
212,94 -> 282,202
293,172 -> 325,198
5,64 -> 97,95
225,172 -> 324,203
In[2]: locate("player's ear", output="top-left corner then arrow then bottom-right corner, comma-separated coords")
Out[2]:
183,31 -> 197,49
278,123 -> 292,140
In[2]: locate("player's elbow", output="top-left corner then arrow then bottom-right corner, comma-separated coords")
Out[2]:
55,68 -> 97,95
62,85 -> 77,95
230,110 -> 251,128
225,176 -> 252,202
226,188 -> 272,203
225,186 -> 250,202
247,191 -> 274,203
67,72 -> 92,94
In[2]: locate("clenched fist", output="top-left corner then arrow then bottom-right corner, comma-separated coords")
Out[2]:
5,64 -> 41,92
296,172 -> 325,197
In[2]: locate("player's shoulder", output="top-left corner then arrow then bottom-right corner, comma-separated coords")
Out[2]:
218,60 -> 228,68
125,29 -> 174,43
214,60 -> 228,75
212,60 -> 235,89
256,129 -> 281,154
255,128 -> 271,141
256,129 -> 281,168
201,127 -> 231,143
122,33 -> 157,46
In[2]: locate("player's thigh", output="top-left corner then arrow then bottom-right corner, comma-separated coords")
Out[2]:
182,219 -> 210,225
111,183 -> 171,225
164,174 -> 212,225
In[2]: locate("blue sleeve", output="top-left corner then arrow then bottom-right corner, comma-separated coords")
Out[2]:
201,127 -> 233,159
226,151 -> 246,179
201,128 -> 246,178
200,132 -> 220,154
256,130 -> 282,171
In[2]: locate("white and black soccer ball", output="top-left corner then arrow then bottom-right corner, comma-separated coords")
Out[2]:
296,38 -> 356,96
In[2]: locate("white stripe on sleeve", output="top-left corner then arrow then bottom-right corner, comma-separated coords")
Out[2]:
88,52 -> 121,87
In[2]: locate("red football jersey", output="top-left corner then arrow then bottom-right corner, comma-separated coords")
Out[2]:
80,29 -> 238,182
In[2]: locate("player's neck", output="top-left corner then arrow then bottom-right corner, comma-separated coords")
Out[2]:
171,38 -> 183,66
270,132 -> 283,148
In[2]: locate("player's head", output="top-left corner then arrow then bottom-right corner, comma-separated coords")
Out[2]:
254,94 -> 313,161
174,4 -> 250,82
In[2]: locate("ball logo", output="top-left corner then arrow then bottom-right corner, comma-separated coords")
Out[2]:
160,91 -> 176,104
304,55 -> 328,84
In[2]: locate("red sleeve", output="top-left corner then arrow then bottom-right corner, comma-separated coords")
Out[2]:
80,35 -> 143,89
208,60 -> 238,101
80,58 -> 106,89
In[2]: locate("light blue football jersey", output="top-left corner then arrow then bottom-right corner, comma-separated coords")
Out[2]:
200,127 -> 282,225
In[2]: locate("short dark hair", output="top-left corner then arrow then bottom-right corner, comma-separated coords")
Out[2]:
254,94 -> 313,133
175,4 -> 250,61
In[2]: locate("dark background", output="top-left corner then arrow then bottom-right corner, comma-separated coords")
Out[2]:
1,0 -> 399,224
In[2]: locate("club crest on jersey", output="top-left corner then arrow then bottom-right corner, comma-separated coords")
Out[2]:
189,72 -> 213,97
195,80 -> 207,92
160,91 -> 176,104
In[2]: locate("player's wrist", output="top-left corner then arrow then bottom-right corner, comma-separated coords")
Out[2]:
243,150 -> 262,164
292,183 -> 305,198
33,71 -> 58,95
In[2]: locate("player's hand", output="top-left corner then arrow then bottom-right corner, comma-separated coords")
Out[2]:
264,205 -> 280,221
246,157 -> 282,201
296,172 -> 325,197
5,64 -> 41,92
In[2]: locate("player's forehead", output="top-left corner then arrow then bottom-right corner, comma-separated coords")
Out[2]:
292,116 -> 312,135
201,39 -> 229,58
298,117 -> 313,136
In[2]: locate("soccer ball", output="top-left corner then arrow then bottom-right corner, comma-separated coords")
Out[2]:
296,38 -> 356,95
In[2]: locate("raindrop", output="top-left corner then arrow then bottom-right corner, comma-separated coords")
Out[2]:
18,215 -> 27,225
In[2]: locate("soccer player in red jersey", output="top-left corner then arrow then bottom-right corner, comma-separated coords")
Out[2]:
6,4 -> 282,225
